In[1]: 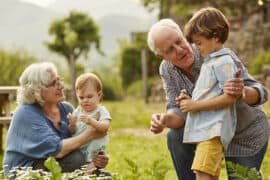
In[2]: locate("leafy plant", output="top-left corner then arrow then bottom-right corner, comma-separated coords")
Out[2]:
125,157 -> 141,180
44,156 -> 63,180
125,156 -> 172,180
226,161 -> 262,180
144,158 -> 171,180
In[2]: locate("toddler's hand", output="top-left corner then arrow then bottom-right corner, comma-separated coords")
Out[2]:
67,113 -> 77,126
80,114 -> 89,124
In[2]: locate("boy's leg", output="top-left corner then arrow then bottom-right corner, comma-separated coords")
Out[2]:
167,127 -> 196,180
192,137 -> 223,178
225,142 -> 268,180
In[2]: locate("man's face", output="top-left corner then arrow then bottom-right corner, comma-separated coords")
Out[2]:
154,27 -> 194,71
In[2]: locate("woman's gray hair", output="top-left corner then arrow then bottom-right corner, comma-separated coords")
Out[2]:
147,18 -> 183,55
17,62 -> 58,105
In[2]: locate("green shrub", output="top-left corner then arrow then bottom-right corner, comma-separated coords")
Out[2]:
249,50 -> 270,75
126,76 -> 161,98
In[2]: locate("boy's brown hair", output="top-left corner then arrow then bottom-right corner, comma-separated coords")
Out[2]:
75,73 -> 103,99
184,7 -> 229,44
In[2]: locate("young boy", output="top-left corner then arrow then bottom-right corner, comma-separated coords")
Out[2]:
68,73 -> 111,173
177,7 -> 239,180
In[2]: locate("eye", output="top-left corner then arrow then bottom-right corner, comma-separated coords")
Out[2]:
87,95 -> 93,99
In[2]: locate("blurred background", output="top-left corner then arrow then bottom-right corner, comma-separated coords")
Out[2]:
0,1 -> 270,179
0,0 -> 270,103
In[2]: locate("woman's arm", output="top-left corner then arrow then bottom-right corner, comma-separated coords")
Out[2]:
56,128 -> 105,158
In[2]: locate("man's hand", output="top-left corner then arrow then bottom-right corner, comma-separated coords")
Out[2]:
224,69 -> 244,98
150,113 -> 166,134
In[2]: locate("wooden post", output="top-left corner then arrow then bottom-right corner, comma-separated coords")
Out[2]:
141,49 -> 149,104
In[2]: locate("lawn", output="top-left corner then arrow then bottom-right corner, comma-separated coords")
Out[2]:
0,99 -> 269,179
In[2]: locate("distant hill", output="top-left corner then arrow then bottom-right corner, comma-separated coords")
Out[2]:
0,0 -> 61,60
0,0 -> 156,69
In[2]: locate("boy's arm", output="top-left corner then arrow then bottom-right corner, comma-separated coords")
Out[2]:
80,114 -> 110,133
180,93 -> 236,112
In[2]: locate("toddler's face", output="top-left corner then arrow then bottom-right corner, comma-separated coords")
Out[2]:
76,84 -> 101,112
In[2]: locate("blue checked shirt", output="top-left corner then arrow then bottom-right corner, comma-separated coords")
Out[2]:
160,47 -> 270,156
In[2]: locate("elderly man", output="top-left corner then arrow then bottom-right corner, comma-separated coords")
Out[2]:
147,19 -> 270,180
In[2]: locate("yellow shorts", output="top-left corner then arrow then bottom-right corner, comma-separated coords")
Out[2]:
191,137 -> 224,177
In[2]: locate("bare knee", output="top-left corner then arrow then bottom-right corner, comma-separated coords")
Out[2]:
195,171 -> 218,180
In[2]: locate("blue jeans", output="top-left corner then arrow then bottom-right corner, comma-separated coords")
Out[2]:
167,128 -> 196,180
225,142 -> 268,180
167,128 -> 268,180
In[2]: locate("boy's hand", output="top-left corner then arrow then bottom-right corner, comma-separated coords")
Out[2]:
180,99 -> 196,112
176,89 -> 191,106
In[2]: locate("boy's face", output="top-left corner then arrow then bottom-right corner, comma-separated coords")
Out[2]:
192,34 -> 221,58
76,84 -> 101,113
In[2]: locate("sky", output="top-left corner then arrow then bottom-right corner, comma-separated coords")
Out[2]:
20,0 -> 56,7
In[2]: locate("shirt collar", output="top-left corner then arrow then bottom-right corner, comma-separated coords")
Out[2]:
204,48 -> 232,62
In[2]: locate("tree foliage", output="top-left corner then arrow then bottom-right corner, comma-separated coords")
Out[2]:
141,0 -> 262,23
120,44 -> 160,89
45,11 -> 102,104
0,49 -> 36,86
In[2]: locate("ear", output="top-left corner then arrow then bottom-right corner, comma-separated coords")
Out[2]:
98,91 -> 103,100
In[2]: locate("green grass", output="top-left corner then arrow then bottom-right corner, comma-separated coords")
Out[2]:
103,99 -> 270,179
1,99 -> 270,179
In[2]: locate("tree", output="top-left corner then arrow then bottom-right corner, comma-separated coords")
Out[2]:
45,11 -> 103,104
141,0 -> 262,24
0,49 -> 36,86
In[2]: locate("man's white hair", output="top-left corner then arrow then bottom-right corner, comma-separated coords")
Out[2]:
17,62 -> 58,105
147,18 -> 183,55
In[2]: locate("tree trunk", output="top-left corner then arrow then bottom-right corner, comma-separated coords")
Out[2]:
68,54 -> 77,105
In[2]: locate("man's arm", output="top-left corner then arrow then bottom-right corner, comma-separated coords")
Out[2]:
150,112 -> 185,134
150,61 -> 187,134
228,52 -> 268,105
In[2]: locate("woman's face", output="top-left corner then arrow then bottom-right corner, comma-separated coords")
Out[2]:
41,72 -> 65,104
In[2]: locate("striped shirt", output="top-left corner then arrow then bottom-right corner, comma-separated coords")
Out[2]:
160,47 -> 270,156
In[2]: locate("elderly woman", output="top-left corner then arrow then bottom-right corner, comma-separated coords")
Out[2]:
3,62 -> 108,175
